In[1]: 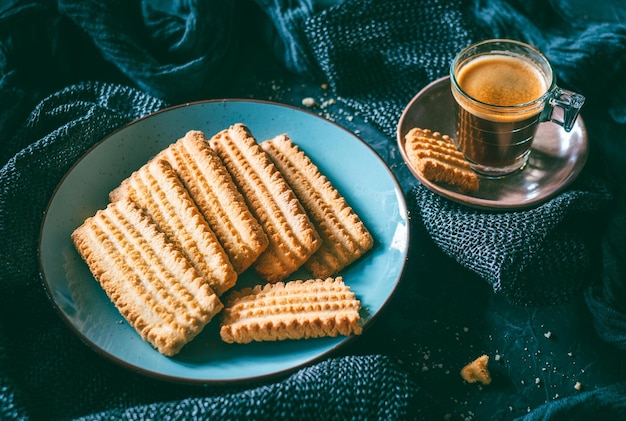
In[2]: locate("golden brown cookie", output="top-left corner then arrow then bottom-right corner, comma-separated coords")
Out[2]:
261,134 -> 374,278
460,354 -> 492,385
209,123 -> 321,282
71,198 -> 223,357
405,127 -> 479,192
111,130 -> 268,275
110,158 -> 237,296
219,276 -> 362,344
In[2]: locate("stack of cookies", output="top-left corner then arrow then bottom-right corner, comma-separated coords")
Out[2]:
72,124 -> 372,356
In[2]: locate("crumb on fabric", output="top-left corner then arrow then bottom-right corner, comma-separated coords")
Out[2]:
460,355 -> 492,385
301,97 -> 316,107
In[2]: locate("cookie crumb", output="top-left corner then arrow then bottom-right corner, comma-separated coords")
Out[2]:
544,331 -> 553,339
460,355 -> 491,385
301,97 -> 317,107
574,381 -> 583,391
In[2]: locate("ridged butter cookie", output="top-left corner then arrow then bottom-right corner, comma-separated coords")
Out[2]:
261,134 -> 374,278
71,198 -> 223,356
220,276 -> 362,344
109,158 -> 237,296
405,127 -> 479,192
209,124 -> 321,282
111,130 -> 268,275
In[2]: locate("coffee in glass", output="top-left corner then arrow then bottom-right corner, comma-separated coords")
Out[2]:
450,39 -> 585,177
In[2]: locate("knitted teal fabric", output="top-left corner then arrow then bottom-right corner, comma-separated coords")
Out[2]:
2,0 -> 626,419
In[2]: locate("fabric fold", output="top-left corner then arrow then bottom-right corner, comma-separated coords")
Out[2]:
410,176 -> 613,306
252,0 -> 319,75
58,0 -> 240,102
585,196 -> 626,350
519,381 -> 626,420
74,355 -> 432,421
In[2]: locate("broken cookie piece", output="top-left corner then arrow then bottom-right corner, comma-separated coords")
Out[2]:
460,354 -> 492,385
219,276 -> 362,344
405,127 -> 479,193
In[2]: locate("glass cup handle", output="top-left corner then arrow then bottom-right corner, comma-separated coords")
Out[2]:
540,88 -> 585,132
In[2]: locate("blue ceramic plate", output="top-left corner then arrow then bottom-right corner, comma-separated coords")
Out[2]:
39,99 -> 409,384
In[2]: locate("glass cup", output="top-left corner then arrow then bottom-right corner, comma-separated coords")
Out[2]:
450,39 -> 585,177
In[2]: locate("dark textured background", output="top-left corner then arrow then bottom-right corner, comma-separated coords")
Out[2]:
1,0 -> 626,419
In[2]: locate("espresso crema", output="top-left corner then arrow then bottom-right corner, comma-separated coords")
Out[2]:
456,54 -> 547,108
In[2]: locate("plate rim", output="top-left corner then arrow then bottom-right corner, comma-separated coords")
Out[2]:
38,98 -> 410,384
397,76 -> 589,210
